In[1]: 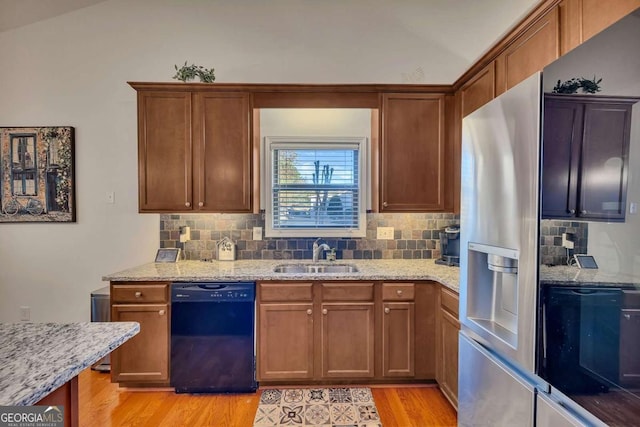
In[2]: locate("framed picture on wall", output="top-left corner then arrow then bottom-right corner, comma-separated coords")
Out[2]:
0,126 -> 76,223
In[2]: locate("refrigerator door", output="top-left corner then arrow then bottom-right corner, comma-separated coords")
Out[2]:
459,333 -> 536,427
460,72 -> 541,373
536,391 -> 606,427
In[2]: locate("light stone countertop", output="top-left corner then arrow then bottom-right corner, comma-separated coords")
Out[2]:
540,265 -> 640,287
103,259 -> 460,292
0,322 -> 139,406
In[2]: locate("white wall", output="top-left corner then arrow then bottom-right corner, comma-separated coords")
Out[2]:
0,0 -> 537,322
543,12 -> 640,276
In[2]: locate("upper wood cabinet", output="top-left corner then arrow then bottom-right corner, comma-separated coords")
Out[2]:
137,91 -> 192,212
381,93 -> 447,212
542,94 -> 639,222
460,63 -> 496,117
193,92 -> 251,212
561,0 -> 640,54
495,7 -> 560,96
133,85 -> 252,213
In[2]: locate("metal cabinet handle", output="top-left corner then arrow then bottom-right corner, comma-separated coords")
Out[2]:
383,201 -> 388,207
306,309 -> 312,315
568,209 -> 576,214
198,202 -> 204,207
135,291 -> 142,298
581,210 -> 587,215
384,307 -> 390,314
396,290 -> 403,296
159,310 -> 165,316
322,309 -> 328,315
185,202 -> 191,208
624,314 -> 631,320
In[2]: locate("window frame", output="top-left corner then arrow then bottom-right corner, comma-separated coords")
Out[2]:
263,136 -> 368,238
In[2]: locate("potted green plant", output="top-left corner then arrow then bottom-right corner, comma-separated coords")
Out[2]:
551,76 -> 602,94
172,62 -> 215,83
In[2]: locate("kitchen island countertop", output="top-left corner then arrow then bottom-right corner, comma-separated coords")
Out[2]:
0,322 -> 139,406
103,259 -> 460,292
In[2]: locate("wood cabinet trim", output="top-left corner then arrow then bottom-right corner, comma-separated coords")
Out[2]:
453,0 -> 562,90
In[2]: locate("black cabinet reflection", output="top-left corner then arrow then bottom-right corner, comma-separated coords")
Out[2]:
542,94 -> 640,222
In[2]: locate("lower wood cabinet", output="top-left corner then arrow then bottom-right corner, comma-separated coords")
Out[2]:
382,283 -> 415,377
257,280 -> 430,384
258,302 -> 314,380
321,302 -> 375,378
436,285 -> 460,408
110,282 -> 170,386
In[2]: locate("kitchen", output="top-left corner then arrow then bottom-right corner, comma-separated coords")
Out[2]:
1,0 -> 640,426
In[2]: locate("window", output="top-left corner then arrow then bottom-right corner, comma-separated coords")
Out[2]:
11,134 -> 37,196
264,136 -> 368,237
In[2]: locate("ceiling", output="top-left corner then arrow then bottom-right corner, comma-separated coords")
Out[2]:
0,0 -> 541,83
0,0 -> 108,32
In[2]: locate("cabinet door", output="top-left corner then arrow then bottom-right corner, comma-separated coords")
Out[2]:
439,308 -> 460,408
111,304 -> 169,383
542,97 -> 583,219
193,92 -> 251,212
578,102 -> 632,221
321,302 -> 375,378
381,93 -> 446,212
138,92 -> 192,212
460,62 -> 496,117
382,302 -> 415,377
581,0 -> 640,42
495,7 -> 559,95
258,303 -> 314,380
620,309 -> 640,386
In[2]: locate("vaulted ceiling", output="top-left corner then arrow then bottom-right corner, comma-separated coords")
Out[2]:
0,0 -> 540,83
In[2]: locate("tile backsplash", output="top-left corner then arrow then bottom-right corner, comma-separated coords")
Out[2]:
540,219 -> 589,266
161,213 -> 459,261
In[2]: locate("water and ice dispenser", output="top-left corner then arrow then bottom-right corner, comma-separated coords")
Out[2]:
466,242 -> 520,349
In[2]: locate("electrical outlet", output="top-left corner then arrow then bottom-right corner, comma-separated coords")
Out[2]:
179,226 -> 190,243
253,227 -> 263,240
20,306 -> 30,321
562,233 -> 575,249
106,191 -> 115,204
630,202 -> 638,215
377,226 -> 394,240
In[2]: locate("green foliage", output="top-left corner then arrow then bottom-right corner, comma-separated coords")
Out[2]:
172,61 -> 216,83
552,76 -> 602,94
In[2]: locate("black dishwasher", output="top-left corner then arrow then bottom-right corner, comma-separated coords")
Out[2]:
170,282 -> 257,393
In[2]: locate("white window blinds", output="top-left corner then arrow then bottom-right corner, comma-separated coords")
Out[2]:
265,137 -> 367,237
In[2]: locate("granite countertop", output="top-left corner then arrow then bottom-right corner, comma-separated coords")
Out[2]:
540,265 -> 640,287
103,259 -> 460,292
0,322 -> 139,406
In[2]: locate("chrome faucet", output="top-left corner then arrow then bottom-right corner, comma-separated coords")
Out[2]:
312,238 -> 331,262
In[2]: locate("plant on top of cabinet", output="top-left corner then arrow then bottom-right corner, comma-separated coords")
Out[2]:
173,61 -> 215,83
551,76 -> 602,94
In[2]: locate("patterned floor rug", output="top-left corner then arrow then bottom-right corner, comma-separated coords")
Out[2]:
253,387 -> 383,427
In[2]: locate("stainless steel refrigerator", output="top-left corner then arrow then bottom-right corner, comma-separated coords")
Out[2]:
458,8 -> 640,426
458,72 -> 544,427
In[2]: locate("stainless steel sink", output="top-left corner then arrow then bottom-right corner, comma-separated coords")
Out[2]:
273,264 -> 359,274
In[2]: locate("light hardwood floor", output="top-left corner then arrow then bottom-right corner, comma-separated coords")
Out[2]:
79,369 -> 457,426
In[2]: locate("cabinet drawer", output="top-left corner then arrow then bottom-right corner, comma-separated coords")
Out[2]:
260,283 -> 313,302
111,283 -> 169,303
441,287 -> 459,317
322,283 -> 374,301
623,290 -> 640,308
382,283 -> 415,301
